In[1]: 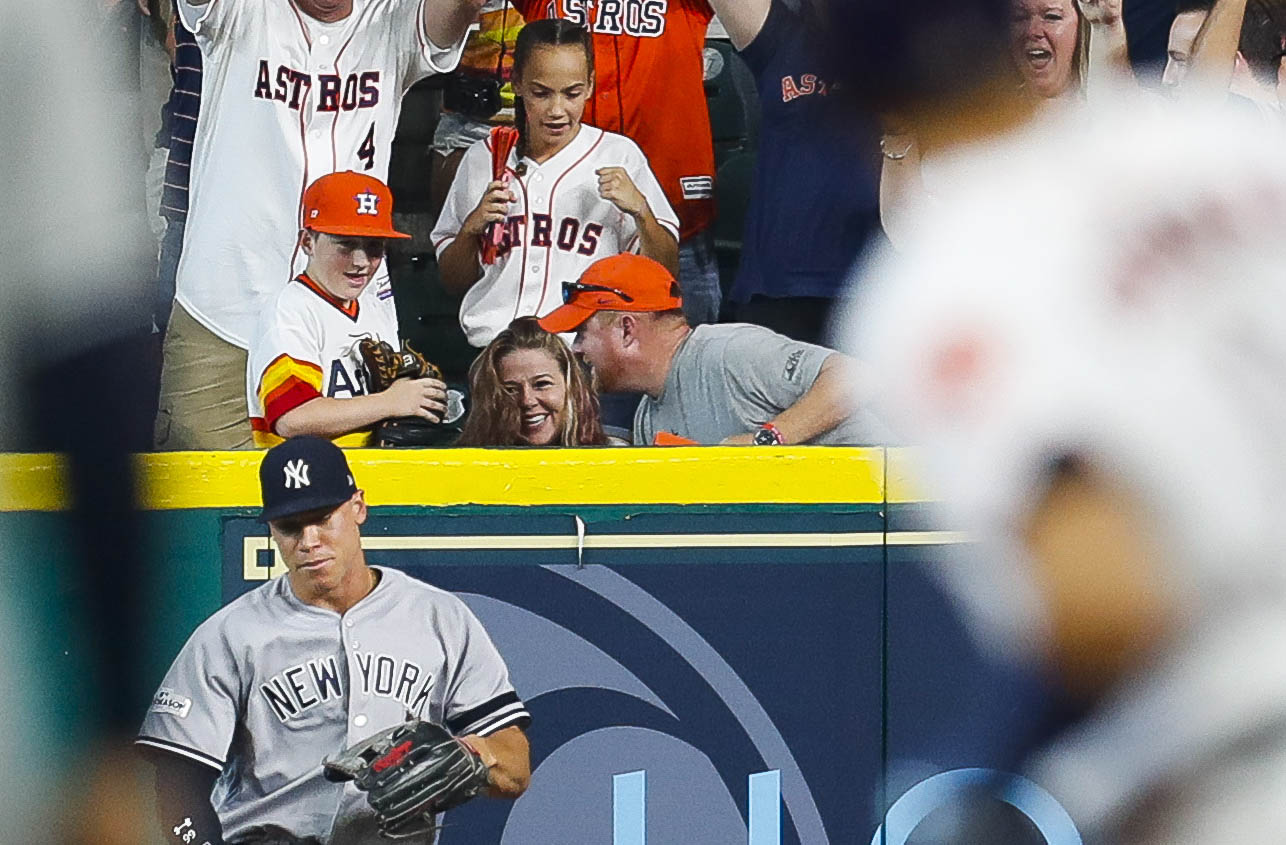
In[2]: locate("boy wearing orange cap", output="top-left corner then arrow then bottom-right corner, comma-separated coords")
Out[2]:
247,172 -> 448,447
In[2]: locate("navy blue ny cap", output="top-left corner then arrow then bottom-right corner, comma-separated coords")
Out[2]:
258,436 -> 358,523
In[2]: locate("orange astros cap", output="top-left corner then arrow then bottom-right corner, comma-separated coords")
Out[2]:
538,254 -> 683,334
301,171 -> 410,239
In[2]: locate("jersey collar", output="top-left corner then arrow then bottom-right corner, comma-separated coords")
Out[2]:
277,564 -> 391,618
519,124 -> 601,174
295,273 -> 359,320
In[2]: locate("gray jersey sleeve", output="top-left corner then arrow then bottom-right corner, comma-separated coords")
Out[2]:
441,598 -> 531,738
136,615 -> 242,773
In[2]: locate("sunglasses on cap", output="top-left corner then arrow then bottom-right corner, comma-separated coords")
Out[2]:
562,281 -> 635,303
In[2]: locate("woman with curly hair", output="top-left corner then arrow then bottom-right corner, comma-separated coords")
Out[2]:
458,317 -> 610,446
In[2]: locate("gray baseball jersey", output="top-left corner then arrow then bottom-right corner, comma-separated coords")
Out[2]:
137,566 -> 529,843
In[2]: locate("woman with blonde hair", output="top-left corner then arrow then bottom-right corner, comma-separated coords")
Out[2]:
880,0 -> 1132,250
458,317 -> 610,446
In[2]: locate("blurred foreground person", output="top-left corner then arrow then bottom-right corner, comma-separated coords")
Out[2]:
844,91 -> 1286,844
2,0 -> 155,842
824,0 -> 1286,840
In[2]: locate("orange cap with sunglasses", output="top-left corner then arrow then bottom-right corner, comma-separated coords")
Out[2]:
538,254 -> 684,334
302,171 -> 411,240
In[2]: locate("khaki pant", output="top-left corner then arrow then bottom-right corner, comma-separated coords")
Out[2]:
154,302 -> 254,450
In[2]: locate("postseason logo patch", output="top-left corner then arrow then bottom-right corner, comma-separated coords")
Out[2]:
151,688 -> 193,719
680,176 -> 714,201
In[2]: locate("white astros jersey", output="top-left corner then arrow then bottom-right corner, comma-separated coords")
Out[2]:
432,124 -> 680,346
247,273 -> 399,448
175,0 -> 467,347
137,567 -> 530,844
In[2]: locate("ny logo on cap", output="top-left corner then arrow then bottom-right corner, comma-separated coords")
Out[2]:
284,459 -> 311,489
355,192 -> 379,216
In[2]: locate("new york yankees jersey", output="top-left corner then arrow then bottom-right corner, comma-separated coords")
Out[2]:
137,567 -> 530,844
432,124 -> 679,346
248,273 -> 399,448
175,0 -> 467,348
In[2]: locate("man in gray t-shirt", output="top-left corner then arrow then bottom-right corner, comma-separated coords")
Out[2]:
136,437 -> 531,844
540,254 -> 880,445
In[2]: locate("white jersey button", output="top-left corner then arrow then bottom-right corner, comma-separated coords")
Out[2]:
344,620 -> 353,628
311,130 -> 322,139
320,35 -> 331,46
352,641 -> 361,649
354,714 -> 368,728
530,265 -> 539,273
534,174 -> 544,182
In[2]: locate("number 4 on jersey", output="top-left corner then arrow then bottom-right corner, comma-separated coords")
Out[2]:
358,124 -> 376,171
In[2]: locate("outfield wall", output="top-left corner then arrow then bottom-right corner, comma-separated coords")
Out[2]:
0,448 -> 1063,845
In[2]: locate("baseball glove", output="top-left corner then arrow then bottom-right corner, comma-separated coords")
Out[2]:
372,409 -> 464,448
323,720 -> 491,839
357,339 -> 467,447
358,338 -> 441,393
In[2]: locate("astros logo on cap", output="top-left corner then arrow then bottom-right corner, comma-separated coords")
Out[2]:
300,172 -> 411,240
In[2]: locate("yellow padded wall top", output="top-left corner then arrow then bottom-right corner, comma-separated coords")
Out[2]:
0,447 -> 889,511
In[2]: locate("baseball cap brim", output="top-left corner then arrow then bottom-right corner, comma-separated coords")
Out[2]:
258,492 -> 353,524
309,224 -> 412,239
538,303 -> 597,334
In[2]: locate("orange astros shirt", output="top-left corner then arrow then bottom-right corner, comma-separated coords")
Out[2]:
512,0 -> 716,240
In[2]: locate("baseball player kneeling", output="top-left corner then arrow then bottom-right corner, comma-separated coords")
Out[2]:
137,437 -> 531,844
248,172 -> 451,448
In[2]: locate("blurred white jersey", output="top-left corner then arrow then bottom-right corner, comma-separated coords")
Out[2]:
849,93 -> 1286,587
843,90 -> 1286,841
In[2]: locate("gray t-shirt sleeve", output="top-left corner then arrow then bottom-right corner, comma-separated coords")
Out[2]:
722,328 -> 834,424
136,619 -> 241,772
442,599 -> 530,737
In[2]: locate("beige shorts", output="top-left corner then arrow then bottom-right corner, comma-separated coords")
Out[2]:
154,302 -> 254,451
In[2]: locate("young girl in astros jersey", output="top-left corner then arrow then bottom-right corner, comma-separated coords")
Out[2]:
247,172 -> 448,447
433,19 -> 680,348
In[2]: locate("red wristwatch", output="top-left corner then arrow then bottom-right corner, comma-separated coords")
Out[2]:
753,423 -> 785,446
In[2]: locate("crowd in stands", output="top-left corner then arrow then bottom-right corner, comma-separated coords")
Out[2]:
128,0 -> 1286,451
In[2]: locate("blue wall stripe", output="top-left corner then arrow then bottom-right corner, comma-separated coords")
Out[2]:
748,770 -> 782,845
613,770 -> 647,845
